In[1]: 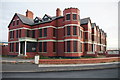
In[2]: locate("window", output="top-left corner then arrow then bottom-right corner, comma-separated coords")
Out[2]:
39,29 -> 42,37
53,42 -> 56,52
44,28 -> 47,37
26,30 -> 30,37
67,26 -> 70,35
32,30 -> 35,38
19,30 -> 21,38
53,28 -> 56,37
67,41 -> 70,52
16,30 -> 18,38
66,14 -> 70,20
92,44 -> 94,52
84,33 -> 87,39
10,43 -> 14,52
10,31 -> 14,39
12,31 -> 14,38
26,42 -> 37,52
43,42 -> 47,52
13,21 -> 15,26
80,31 -> 82,38
73,26 -> 77,35
16,43 -> 19,52
16,20 -> 19,25
73,41 -> 77,52
10,31 -> 12,39
80,43 -> 82,52
73,14 -> 77,20
84,44 -> 87,51
39,42 -> 42,52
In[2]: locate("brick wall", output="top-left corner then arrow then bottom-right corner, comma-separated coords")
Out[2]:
39,57 -> 120,64
2,45 -> 9,55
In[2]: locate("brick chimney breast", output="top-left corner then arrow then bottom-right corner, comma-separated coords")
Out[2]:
26,9 -> 34,19
56,8 -> 61,17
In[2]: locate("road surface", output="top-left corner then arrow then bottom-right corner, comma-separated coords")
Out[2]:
2,68 -> 119,78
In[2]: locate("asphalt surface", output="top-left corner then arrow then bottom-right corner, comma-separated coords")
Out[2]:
2,68 -> 119,78
2,62 -> 120,72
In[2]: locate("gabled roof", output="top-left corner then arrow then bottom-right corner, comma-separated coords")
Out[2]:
17,13 -> 34,25
80,17 -> 91,25
8,13 -> 35,27
8,13 -> 63,27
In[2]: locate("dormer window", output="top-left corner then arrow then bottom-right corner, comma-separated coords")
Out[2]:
34,17 -> 42,23
42,14 -> 52,21
13,21 -> 15,26
16,20 -> 19,25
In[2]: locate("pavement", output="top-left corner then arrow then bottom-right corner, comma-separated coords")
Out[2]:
1,57 -> 120,72
1,57 -> 34,63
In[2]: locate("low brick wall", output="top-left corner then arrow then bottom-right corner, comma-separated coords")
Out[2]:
2,45 -> 8,55
39,57 -> 120,64
106,54 -> 120,57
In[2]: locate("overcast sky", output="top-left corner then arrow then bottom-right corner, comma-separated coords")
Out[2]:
0,0 -> 119,49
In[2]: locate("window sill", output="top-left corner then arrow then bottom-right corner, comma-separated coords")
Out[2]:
10,38 -> 14,40
38,52 -> 47,53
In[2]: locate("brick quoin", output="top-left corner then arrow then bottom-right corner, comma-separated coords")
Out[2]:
7,7 -> 108,58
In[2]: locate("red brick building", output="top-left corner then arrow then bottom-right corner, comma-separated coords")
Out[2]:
8,8 -> 107,58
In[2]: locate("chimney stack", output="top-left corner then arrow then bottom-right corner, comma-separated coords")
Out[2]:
56,8 -> 61,17
26,9 -> 34,19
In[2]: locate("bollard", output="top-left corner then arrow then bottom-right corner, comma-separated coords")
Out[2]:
34,55 -> 39,64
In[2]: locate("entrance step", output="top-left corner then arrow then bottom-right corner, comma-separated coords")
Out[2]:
18,55 -> 27,59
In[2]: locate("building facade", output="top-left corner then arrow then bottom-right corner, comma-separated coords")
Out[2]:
8,8 -> 107,58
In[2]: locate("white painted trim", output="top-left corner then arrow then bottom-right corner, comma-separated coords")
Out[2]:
64,24 -> 80,27
38,40 -> 56,42
65,13 -> 71,14
19,42 -> 20,55
57,26 -> 64,29
9,27 -> 29,31
83,31 -> 92,33
19,37 -> 37,42
57,40 -> 64,42
9,24 -> 84,31
64,39 -> 80,41
24,41 -> 27,56
84,41 -> 92,44
33,26 -> 56,30
72,13 -> 77,14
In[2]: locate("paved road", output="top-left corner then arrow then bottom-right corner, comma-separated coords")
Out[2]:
2,68 -> 119,78
2,62 -> 120,72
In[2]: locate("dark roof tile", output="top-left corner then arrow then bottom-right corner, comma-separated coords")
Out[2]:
80,17 -> 90,25
17,13 -> 34,26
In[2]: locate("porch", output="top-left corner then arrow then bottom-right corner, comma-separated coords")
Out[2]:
18,37 -> 37,56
